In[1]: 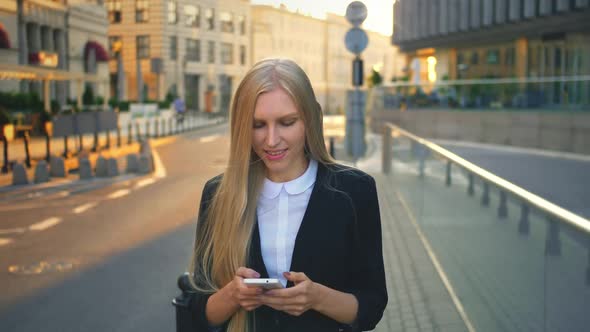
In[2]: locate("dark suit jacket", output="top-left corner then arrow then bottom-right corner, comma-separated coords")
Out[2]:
189,162 -> 387,331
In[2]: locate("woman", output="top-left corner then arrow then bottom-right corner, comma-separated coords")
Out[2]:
188,58 -> 387,332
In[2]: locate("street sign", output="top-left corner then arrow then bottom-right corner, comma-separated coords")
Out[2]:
345,27 -> 369,55
345,1 -> 368,27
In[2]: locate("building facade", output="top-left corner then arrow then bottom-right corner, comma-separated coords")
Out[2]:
392,0 -> 590,105
251,5 -> 403,114
107,0 -> 250,113
0,0 -> 109,106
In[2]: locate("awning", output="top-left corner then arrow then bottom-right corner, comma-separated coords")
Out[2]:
84,41 -> 109,62
0,23 -> 11,49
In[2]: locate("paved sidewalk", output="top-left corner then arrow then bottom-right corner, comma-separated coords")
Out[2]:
334,135 -> 470,332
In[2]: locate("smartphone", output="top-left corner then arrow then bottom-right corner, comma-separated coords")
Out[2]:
243,278 -> 284,289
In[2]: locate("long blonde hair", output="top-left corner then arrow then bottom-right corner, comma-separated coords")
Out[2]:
188,58 -> 334,331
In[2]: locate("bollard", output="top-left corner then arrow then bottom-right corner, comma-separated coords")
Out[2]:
125,154 -> 139,173
382,126 -> 392,174
49,156 -> 67,178
467,173 -> 474,196
2,136 -> 9,173
34,160 -> 50,183
63,136 -> 69,158
445,161 -> 451,186
145,121 -> 150,139
45,132 -> 51,162
138,153 -> 153,174
23,130 -> 31,168
128,123 -> 133,145
498,191 -> 508,219
545,218 -> 561,256
107,158 -> 119,177
106,130 -> 111,149
172,272 -> 195,332
481,182 -> 490,206
161,119 -> 166,136
79,157 -> 93,179
78,134 -> 84,152
135,122 -> 141,141
92,131 -> 99,152
95,156 -> 108,177
12,163 -> 28,185
155,119 -> 160,138
117,126 -> 122,147
518,203 -> 530,235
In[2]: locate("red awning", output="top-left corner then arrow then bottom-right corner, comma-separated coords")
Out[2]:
84,41 -> 109,62
0,23 -> 11,49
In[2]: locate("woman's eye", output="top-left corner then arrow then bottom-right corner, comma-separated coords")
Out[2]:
281,120 -> 296,126
253,122 -> 265,129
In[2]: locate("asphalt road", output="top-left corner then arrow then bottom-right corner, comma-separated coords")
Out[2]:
0,123 -> 230,332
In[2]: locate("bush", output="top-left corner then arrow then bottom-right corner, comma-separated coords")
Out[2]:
0,106 -> 12,126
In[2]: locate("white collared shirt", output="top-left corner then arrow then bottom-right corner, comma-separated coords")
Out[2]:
256,159 -> 318,286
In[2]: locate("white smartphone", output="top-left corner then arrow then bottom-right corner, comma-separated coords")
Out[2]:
243,278 -> 284,290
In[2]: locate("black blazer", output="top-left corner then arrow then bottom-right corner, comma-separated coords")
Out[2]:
189,162 -> 387,332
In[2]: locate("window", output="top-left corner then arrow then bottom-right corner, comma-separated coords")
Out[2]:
184,5 -> 200,27
108,35 -> 122,57
239,45 -> 246,65
205,8 -> 215,30
136,35 -> 150,59
136,0 -> 149,23
208,41 -> 215,64
486,49 -> 500,64
220,12 -> 234,33
186,39 -> 200,62
168,1 -> 177,24
221,42 -> 233,65
471,51 -> 479,65
106,0 -> 122,23
169,36 -> 177,60
238,15 -> 246,35
505,47 -> 515,66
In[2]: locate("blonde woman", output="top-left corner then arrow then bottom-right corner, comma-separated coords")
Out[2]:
188,58 -> 387,332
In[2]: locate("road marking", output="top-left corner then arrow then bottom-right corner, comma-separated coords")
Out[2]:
0,238 -> 13,246
0,227 -> 27,235
135,178 -> 156,189
151,148 -> 167,179
73,202 -> 98,214
395,190 -> 477,332
29,217 -> 62,231
199,135 -> 219,143
108,189 -> 130,199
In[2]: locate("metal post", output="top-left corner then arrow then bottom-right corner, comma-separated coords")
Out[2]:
23,130 -> 31,168
382,126 -> 392,174
481,182 -> 490,206
135,122 -> 141,141
467,173 -> 474,196
128,123 -> 133,145
518,203 -> 530,235
169,118 -> 173,136
498,191 -> 508,218
1,136 -> 8,173
92,131 -> 99,152
117,126 -> 121,147
161,119 -> 166,136
155,118 -> 159,138
45,132 -> 51,161
545,217 -> 561,256
145,121 -> 150,138
106,130 -> 111,149
445,161 -> 452,186
63,136 -> 69,158
78,134 -> 83,152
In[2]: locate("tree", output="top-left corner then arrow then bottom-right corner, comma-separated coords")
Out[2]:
369,69 -> 383,87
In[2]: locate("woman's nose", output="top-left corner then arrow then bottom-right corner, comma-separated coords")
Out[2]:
266,125 -> 280,147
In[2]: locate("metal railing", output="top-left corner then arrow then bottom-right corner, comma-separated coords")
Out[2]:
382,122 -> 590,235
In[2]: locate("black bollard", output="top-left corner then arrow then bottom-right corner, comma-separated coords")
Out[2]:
79,134 -> 84,152
1,136 -> 8,173
106,130 -> 111,149
117,126 -> 122,147
128,123 -> 133,145
545,218 -> 561,257
92,131 -> 99,152
145,121 -> 150,138
498,191 -> 508,219
467,173 -> 474,196
481,182 -> 490,206
63,136 -> 69,158
45,132 -> 51,162
172,272 -> 195,332
155,119 -> 159,138
23,130 -> 31,168
445,161 -> 452,186
518,203 -> 530,235
135,122 -> 141,141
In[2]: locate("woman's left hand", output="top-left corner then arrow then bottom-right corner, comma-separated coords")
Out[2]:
258,271 -> 320,317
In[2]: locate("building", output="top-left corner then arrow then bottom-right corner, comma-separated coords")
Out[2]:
392,0 -> 590,105
106,0 -> 250,113
251,4 -> 403,114
0,0 -> 110,107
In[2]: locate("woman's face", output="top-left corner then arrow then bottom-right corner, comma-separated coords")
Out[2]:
252,88 -> 308,182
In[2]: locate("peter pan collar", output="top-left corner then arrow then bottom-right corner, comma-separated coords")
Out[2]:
260,159 -> 318,199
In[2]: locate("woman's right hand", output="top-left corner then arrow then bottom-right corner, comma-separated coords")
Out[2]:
228,267 -> 263,311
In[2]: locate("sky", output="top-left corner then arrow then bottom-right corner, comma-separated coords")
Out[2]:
250,0 -> 394,36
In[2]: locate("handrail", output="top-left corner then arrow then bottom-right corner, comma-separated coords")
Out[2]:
384,122 -> 590,235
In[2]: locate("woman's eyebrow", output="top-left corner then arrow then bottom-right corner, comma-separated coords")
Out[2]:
253,112 -> 299,121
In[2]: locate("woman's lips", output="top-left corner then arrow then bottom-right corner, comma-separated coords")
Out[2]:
265,149 -> 287,161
